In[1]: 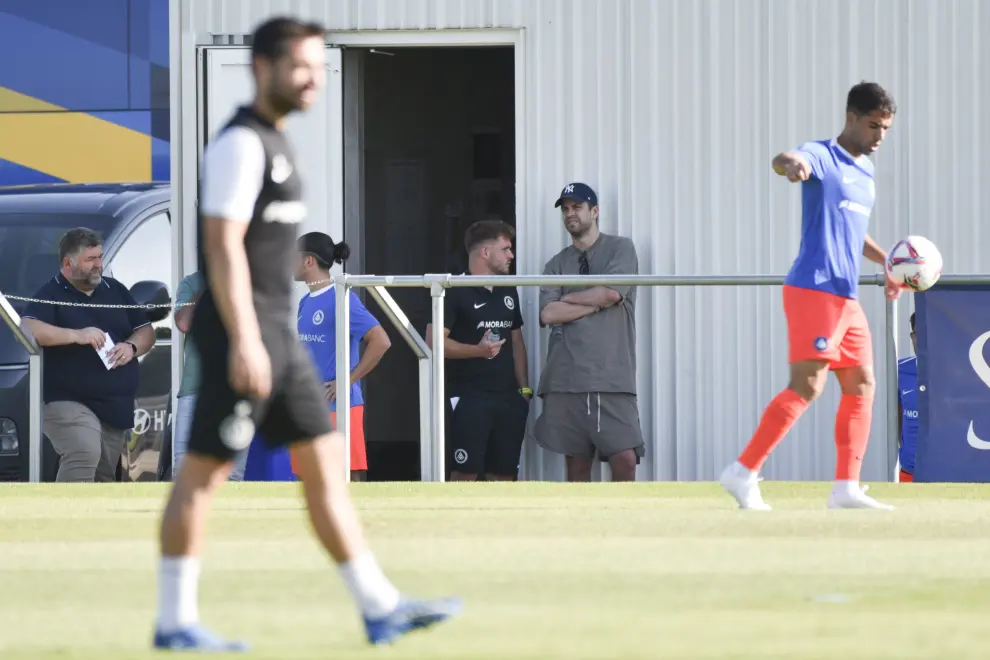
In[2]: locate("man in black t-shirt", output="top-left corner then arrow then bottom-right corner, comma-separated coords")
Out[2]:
427,220 -> 532,481
153,17 -> 459,653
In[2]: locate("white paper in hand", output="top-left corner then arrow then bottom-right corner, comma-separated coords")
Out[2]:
95,332 -> 116,370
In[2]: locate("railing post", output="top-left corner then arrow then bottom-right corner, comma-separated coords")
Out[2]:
885,296 -> 900,481
334,280 -> 351,483
28,352 -> 42,483
418,359 -> 432,481
362,284 -> 434,481
429,280 -> 446,482
0,291 -> 42,483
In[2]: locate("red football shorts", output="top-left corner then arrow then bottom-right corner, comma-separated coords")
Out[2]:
783,285 -> 873,368
290,404 -> 368,476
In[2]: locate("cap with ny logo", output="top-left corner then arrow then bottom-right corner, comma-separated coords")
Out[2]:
554,182 -> 598,208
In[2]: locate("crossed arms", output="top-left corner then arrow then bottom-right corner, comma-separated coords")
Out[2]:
538,240 -> 638,326
539,288 -> 620,326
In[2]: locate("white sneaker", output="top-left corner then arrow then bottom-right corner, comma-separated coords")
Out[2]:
827,483 -> 894,510
719,463 -> 771,510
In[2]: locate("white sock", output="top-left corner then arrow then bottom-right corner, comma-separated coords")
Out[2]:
157,556 -> 200,632
338,552 -> 401,619
734,461 -> 757,479
833,479 -> 859,493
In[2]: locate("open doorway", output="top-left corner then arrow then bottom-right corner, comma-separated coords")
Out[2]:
347,46 -> 516,481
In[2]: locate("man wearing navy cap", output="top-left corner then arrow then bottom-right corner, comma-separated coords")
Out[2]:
534,182 -> 645,481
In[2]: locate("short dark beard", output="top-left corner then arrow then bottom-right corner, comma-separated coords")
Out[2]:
567,224 -> 591,239
268,86 -> 301,117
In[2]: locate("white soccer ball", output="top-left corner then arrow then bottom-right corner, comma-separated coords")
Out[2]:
885,235 -> 943,292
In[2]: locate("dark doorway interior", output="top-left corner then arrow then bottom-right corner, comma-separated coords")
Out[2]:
351,46 -> 516,480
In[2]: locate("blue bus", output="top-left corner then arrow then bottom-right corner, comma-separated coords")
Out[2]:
0,1 -> 170,187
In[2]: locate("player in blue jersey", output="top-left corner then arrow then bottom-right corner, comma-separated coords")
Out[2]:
721,81 -> 904,510
292,231 -> 392,481
897,313 -> 919,482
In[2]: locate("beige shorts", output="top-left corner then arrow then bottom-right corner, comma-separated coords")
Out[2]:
533,392 -> 645,462
43,401 -> 127,483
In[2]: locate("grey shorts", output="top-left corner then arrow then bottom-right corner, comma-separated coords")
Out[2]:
533,392 -> 645,461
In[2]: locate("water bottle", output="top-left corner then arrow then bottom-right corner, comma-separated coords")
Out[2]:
487,329 -> 500,360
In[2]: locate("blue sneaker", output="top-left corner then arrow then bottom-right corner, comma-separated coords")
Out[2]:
363,596 -> 463,646
153,624 -> 249,652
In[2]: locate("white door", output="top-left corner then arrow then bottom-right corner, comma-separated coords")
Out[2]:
203,47 -> 344,301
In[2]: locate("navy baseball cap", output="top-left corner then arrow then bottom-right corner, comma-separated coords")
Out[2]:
554,182 -> 598,208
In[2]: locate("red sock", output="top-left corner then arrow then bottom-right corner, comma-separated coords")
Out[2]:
835,394 -> 872,481
738,389 -> 810,471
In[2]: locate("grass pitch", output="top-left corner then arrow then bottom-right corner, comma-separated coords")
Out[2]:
1,482 -> 990,659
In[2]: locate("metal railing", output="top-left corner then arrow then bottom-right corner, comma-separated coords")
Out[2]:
4,272 -> 987,483
335,284 -> 435,482
0,291 -> 42,482
334,272 -> 990,483
365,286 -> 434,479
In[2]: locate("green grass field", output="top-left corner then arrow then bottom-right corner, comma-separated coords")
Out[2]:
2,482 -> 990,659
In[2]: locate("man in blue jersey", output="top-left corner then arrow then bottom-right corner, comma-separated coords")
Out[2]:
292,231 -> 391,481
897,313 -> 919,482
720,81 -> 904,510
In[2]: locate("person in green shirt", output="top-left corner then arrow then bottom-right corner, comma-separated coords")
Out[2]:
172,271 -> 248,480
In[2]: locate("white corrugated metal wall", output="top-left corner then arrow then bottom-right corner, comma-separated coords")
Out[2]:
173,0 -> 990,482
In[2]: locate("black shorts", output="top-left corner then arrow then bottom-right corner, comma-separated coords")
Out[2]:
188,322 -> 333,461
447,390 -> 529,477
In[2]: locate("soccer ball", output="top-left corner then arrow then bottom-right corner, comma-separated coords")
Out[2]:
885,236 -> 943,292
